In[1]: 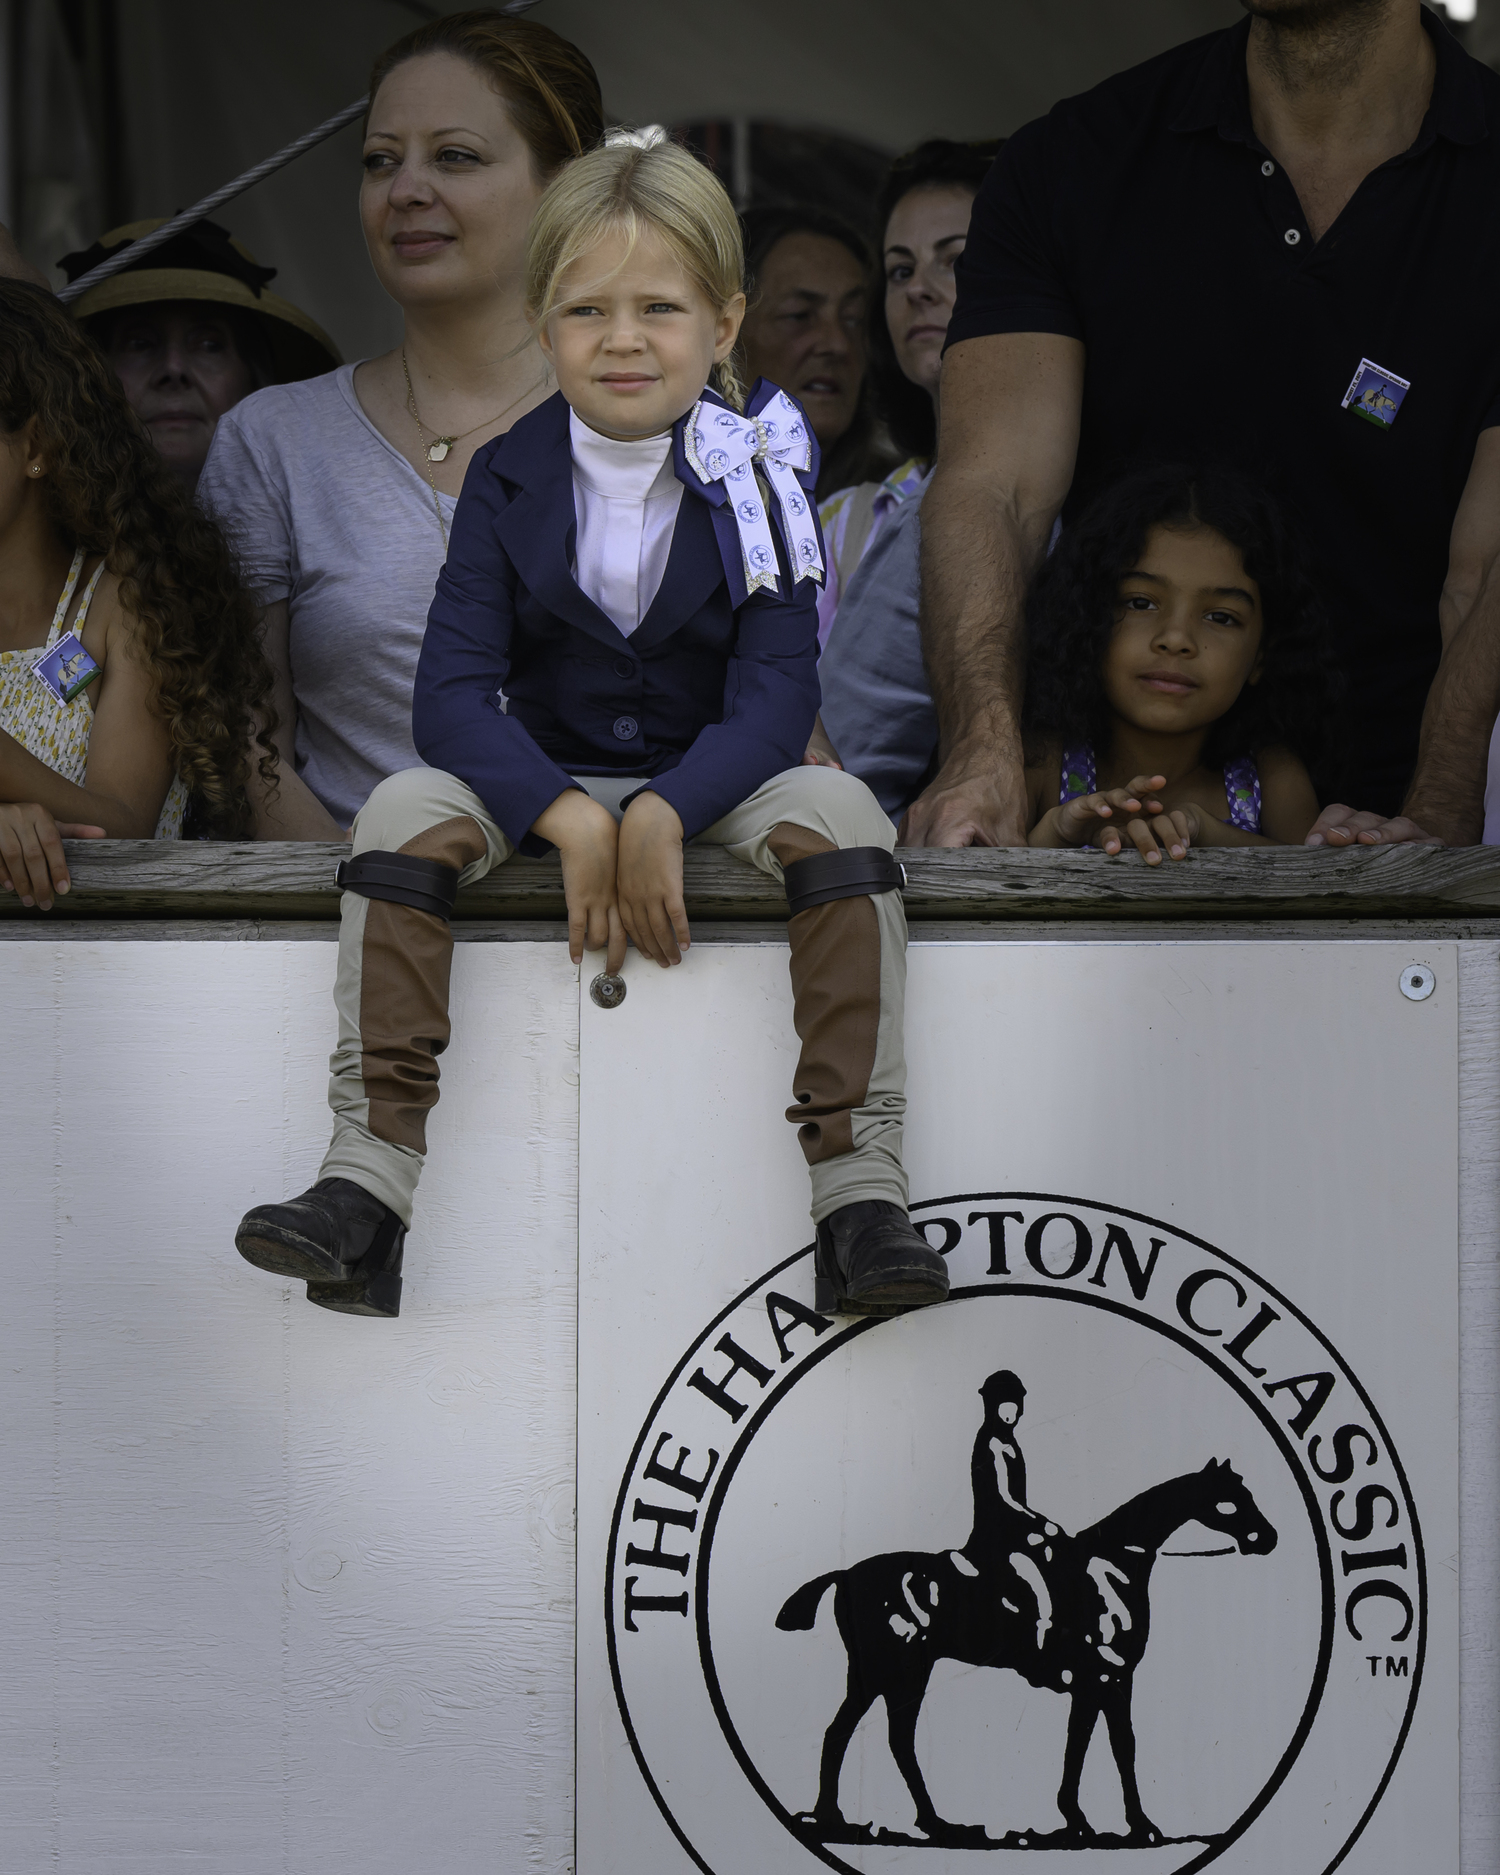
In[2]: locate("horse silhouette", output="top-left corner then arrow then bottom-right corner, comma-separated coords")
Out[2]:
776,1458 -> 1277,1847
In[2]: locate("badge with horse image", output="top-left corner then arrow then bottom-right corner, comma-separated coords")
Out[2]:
1341,359 -> 1410,432
606,1195 -> 1424,1872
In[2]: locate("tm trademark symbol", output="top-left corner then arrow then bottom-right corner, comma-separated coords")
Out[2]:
1366,1655 -> 1410,1678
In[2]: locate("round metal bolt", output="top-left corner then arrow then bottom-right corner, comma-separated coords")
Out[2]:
589,971 -> 627,1009
1399,963 -> 1435,1003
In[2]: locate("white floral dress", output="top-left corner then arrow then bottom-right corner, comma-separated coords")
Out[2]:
0,549 -> 187,839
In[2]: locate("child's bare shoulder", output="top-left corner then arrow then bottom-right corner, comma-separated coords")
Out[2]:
1022,740 -> 1063,828
1255,744 -> 1313,788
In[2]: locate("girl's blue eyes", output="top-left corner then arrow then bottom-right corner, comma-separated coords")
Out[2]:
566,303 -> 684,317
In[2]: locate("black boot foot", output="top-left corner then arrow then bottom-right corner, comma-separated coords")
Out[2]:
815,1200 -> 950,1315
236,1178 -> 405,1318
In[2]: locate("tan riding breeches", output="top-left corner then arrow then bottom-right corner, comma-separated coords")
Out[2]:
318,762 -> 908,1227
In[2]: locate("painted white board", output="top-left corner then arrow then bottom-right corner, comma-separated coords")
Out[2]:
579,941 -> 1460,1875
0,941 -> 579,1875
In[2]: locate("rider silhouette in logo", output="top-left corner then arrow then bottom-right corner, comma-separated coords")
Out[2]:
958,1370 -> 1063,1654
777,1367 -> 1277,1848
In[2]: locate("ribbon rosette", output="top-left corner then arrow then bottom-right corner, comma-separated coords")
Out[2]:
683,389 -> 824,598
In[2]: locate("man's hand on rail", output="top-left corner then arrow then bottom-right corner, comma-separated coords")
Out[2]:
898,740 -> 1031,848
0,804 -> 105,910
1304,805 -> 1443,847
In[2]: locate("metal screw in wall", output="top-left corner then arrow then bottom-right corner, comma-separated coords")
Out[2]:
590,972 -> 627,1009
1399,963 -> 1435,1002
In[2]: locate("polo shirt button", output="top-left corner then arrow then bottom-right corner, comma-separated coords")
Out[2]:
612,715 -> 639,740
614,657 -> 635,677
1284,228 -> 1301,245
1261,159 -> 1274,177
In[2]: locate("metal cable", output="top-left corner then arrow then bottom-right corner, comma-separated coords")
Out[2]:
57,96 -> 370,304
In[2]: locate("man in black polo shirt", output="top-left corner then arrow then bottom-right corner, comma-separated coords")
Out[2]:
907,0 -> 1500,847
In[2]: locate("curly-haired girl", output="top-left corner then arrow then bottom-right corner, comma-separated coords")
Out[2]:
0,280 -> 277,907
1023,464 -> 1345,861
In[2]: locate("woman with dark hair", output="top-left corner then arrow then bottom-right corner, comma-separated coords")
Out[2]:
1022,464 -> 1341,857
197,10 -> 605,836
737,206 -> 890,504
0,281 -> 278,906
816,139 -> 999,650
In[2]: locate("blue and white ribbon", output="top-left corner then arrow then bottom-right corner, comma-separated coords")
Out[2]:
682,390 -> 824,597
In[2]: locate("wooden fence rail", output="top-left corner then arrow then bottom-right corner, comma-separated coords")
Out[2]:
1,839 -> 1499,923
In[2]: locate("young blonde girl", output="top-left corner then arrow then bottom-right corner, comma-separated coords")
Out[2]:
236,133 -> 948,1322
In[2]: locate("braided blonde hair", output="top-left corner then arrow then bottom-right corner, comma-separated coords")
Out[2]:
526,128 -> 747,408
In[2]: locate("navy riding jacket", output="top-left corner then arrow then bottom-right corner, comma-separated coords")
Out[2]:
411,387 -> 822,855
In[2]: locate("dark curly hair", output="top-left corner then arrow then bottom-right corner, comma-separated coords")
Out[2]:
1023,463 -> 1339,774
868,138 -> 1002,461
0,280 -> 276,836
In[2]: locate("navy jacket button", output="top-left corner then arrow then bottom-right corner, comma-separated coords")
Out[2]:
612,715 -> 639,740
614,658 -> 636,677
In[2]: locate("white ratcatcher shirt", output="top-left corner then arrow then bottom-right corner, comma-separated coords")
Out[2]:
569,410 -> 685,636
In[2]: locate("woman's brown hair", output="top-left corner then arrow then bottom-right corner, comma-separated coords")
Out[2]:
0,280 -> 275,837
367,10 -> 604,179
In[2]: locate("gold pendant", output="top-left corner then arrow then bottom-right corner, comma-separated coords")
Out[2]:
427,439 -> 454,463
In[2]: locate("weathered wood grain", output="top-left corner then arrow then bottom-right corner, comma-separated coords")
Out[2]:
5,837 -> 1500,923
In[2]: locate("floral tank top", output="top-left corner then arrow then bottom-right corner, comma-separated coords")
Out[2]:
0,549 -> 188,839
1059,744 -> 1261,833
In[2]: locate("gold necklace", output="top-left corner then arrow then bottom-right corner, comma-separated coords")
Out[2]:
401,346 -> 548,549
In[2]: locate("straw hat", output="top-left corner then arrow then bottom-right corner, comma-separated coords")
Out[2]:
59,217 -> 340,383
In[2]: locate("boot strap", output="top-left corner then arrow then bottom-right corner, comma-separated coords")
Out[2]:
782,846 -> 906,916
336,850 -> 460,920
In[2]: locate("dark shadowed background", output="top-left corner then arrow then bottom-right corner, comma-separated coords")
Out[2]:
0,0 -> 1488,362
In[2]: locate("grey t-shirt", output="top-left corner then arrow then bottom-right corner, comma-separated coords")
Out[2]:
817,487 -> 938,821
198,365 -> 456,827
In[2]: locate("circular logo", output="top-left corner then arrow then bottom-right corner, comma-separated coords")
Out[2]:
738,499 -> 763,523
748,543 -> 774,571
787,491 -> 807,516
606,1194 -> 1424,1873
797,537 -> 819,564
705,448 -> 730,475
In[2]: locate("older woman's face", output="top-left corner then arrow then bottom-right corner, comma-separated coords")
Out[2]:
104,303 -> 255,490
738,231 -> 866,448
361,50 -> 545,313
883,184 -> 976,399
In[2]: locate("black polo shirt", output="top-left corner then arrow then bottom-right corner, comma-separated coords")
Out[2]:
949,10 -> 1500,813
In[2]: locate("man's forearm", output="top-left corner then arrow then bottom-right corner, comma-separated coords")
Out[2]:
1403,586 -> 1500,844
917,468 -> 1038,768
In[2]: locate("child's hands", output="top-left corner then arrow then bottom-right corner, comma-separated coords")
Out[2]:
530,788 -> 625,972
1050,776 -> 1203,865
0,803 -> 105,910
617,791 -> 689,967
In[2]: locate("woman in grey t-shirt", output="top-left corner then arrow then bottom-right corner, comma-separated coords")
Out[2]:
199,13 -> 603,834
